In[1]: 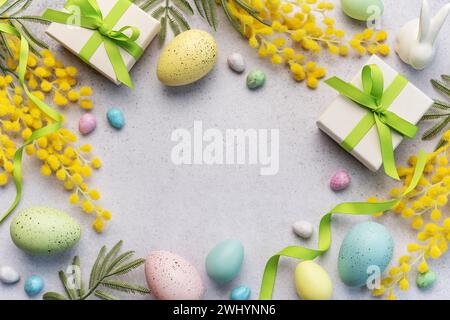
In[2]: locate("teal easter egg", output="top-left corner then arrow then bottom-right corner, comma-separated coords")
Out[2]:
10,206 -> 81,255
340,0 -> 384,21
230,285 -> 251,300
24,275 -> 44,297
107,108 -> 125,129
338,221 -> 393,287
206,239 -> 244,284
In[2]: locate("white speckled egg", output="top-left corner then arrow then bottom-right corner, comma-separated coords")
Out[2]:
10,206 -> 81,255
157,29 -> 217,86
338,221 -> 393,287
145,251 -> 204,300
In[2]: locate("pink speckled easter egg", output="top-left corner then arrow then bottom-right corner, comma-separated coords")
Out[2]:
145,251 -> 204,300
78,113 -> 96,135
330,170 -> 351,191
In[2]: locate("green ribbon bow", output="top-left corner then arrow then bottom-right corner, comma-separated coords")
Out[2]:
0,23 -> 63,224
42,0 -> 143,88
325,64 -> 417,180
259,150 -> 427,300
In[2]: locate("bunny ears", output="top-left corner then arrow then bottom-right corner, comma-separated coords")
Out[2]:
418,0 -> 450,44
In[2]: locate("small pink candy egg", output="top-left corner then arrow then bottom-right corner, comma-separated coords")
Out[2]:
78,113 -> 96,135
330,170 -> 351,191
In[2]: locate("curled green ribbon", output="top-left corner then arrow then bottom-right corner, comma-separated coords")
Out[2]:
325,64 -> 417,180
42,0 -> 143,88
0,23 -> 63,224
259,150 -> 427,300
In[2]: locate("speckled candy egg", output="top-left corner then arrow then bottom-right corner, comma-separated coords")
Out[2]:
295,261 -> 333,300
157,29 -> 217,86
338,221 -> 393,287
145,251 -> 204,300
78,113 -> 96,135
330,170 -> 351,191
340,0 -> 384,21
24,275 -> 44,297
205,239 -> 244,284
10,206 -> 81,255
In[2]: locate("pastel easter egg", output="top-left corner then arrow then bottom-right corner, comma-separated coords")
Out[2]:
157,29 -> 218,86
292,220 -> 313,239
145,251 -> 204,300
416,270 -> 437,289
78,113 -> 96,135
10,206 -> 81,255
0,265 -> 20,284
295,261 -> 333,300
206,239 -> 244,284
330,170 -> 351,191
340,0 -> 384,21
227,53 -> 246,73
246,70 -> 266,89
107,108 -> 125,129
230,285 -> 251,300
24,275 -> 44,297
338,221 -> 393,287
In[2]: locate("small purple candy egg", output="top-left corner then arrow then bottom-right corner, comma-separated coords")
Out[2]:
330,170 -> 351,191
79,113 -> 96,135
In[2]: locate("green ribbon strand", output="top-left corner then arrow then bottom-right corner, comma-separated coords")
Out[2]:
259,150 -> 427,300
42,0 -> 143,88
325,64 -> 416,180
0,23 -> 63,224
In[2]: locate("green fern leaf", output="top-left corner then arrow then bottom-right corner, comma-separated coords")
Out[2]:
172,0 -> 194,15
97,240 -> 123,280
152,6 -> 166,19
94,290 -> 119,300
168,6 -> 190,30
109,258 -> 146,276
435,138 -> 448,151
58,271 -> 77,300
140,0 -> 162,11
72,256 -> 84,297
432,100 -> 450,110
43,292 -> 67,300
432,79 -> 450,97
159,15 -> 168,45
194,0 -> 205,17
106,250 -> 135,274
220,0 -> 243,35
421,112 -> 449,120
168,17 -> 181,35
422,116 -> 450,140
441,74 -> 450,82
89,245 -> 107,288
101,279 -> 150,295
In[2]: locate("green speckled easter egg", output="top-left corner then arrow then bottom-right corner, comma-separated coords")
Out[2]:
341,0 -> 384,21
10,206 -> 81,255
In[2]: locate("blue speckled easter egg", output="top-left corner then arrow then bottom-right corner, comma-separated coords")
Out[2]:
338,222 -> 393,287
107,108 -> 125,129
24,275 -> 44,297
206,239 -> 244,284
230,285 -> 251,300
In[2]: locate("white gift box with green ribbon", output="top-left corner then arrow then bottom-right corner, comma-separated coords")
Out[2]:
317,55 -> 433,177
44,0 -> 160,87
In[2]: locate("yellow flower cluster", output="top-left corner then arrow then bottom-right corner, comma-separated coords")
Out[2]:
231,0 -> 390,88
369,130 -> 450,300
0,39 -> 109,233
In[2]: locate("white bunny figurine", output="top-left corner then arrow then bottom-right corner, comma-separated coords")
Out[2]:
395,0 -> 450,70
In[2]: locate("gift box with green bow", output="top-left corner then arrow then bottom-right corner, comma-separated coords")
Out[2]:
317,55 -> 433,180
43,0 -> 160,88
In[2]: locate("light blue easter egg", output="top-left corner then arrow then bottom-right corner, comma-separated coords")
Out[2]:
206,239 -> 244,284
107,108 -> 125,129
338,221 -> 393,287
24,275 -> 44,297
341,0 -> 384,21
230,285 -> 251,300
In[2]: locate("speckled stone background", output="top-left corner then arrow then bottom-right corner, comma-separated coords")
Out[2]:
1,0 -> 450,300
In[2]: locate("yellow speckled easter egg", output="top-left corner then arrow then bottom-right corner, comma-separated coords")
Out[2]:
295,261 -> 333,300
157,29 -> 217,86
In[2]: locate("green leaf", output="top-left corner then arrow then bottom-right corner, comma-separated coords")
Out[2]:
106,250 -> 135,275
94,290 -> 119,300
152,6 -> 166,19
43,292 -> 67,300
432,79 -> 450,97
421,112 -> 449,120
422,116 -> 450,140
172,0 -> 194,15
101,279 -> 151,295
97,240 -> 123,280
109,258 -> 146,276
207,0 -> 218,30
140,0 -> 162,11
59,271 -> 77,300
159,15 -> 168,46
233,0 -> 258,14
441,74 -> 450,82
72,256 -> 84,298
435,138 -> 448,151
89,245 -> 107,288
168,17 -> 181,36
169,6 -> 190,30
6,15 -> 51,24
220,0 -> 243,35
432,100 -> 450,110
15,20 -> 48,49
194,0 -> 205,17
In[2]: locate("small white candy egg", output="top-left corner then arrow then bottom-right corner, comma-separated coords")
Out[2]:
0,265 -> 20,284
293,221 -> 313,239
227,53 -> 246,73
